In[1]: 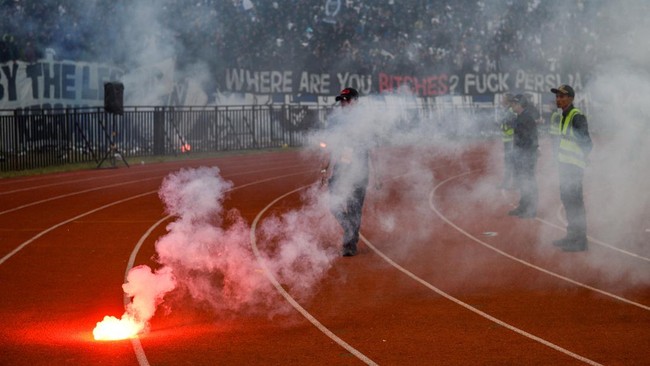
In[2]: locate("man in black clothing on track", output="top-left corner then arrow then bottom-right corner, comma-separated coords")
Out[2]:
320,87 -> 370,257
508,94 -> 539,219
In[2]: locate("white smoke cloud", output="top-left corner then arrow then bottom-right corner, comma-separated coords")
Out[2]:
93,264 -> 176,339
303,93 -> 455,263
122,265 -> 176,324
257,184 -> 340,299
465,1 -> 650,288
110,2 -> 650,330
114,91 -> 466,329
119,164 -> 348,330
154,166 -> 275,313
158,166 -> 232,223
575,2 -> 650,285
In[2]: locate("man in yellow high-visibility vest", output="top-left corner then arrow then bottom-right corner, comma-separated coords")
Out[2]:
548,102 -> 562,158
550,85 -> 592,252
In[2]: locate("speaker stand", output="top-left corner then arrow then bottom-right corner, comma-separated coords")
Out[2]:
97,142 -> 130,169
97,115 -> 129,169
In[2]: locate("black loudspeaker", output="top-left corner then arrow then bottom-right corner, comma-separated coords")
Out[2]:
104,82 -> 124,115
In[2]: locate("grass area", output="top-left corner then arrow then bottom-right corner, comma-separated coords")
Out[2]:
0,147 -> 297,179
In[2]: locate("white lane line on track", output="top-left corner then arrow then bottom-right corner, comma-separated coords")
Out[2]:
359,235 -> 602,366
0,168 -> 312,266
124,171 -> 322,366
253,183 -> 595,365
547,188 -> 650,262
0,175 -> 142,195
0,164 -> 310,217
393,161 -> 649,263
0,164 -> 195,194
0,177 -> 159,216
429,170 -> 650,312
1,168 -> 313,365
250,186 -> 379,366
125,216 -> 169,366
0,169 -> 176,195
0,153 -> 302,193
535,216 -> 650,263
0,191 -> 152,266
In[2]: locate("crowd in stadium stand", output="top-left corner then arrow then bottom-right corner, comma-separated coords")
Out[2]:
1,0 -> 604,76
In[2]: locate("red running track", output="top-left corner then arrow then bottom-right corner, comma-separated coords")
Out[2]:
0,142 -> 648,365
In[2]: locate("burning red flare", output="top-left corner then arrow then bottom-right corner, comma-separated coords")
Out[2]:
93,314 -> 144,341
181,143 -> 192,153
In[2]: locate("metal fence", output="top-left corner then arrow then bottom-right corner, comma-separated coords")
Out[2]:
0,105 -> 332,171
0,102 -> 498,172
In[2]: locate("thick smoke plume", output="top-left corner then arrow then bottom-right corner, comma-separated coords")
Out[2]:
120,166 -> 343,331
571,2 -> 650,285
122,265 -> 176,325
154,166 -> 270,313
113,1 -> 650,330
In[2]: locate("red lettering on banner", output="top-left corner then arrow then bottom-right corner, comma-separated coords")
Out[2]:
378,72 -> 449,96
379,73 -> 389,91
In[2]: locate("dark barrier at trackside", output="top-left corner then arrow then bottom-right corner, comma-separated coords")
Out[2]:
0,102 -> 495,172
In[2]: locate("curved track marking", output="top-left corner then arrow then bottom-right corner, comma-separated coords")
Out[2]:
0,175 -> 144,195
400,161 -> 649,263
121,171 -> 317,366
0,164 -> 204,194
0,166 -> 177,195
250,185 -> 379,366
251,182 -> 598,365
0,177 -> 159,216
359,236 -> 602,366
0,191 -> 152,265
535,216 -> 650,262
428,170 -> 650,311
0,155 -> 302,195
546,187 -> 650,262
0,171 -> 88,186
0,164 -> 310,217
0,169 -> 312,265
4,150 -> 643,364
125,216 -> 170,366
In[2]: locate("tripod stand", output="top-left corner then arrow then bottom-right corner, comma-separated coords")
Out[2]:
97,115 -> 130,169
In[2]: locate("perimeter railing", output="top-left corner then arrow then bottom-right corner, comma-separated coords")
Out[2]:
0,102 -> 496,172
0,105 -> 335,171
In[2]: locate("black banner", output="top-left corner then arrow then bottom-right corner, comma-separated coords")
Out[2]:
221,67 -> 583,98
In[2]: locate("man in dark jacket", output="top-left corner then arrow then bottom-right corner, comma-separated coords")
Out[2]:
321,87 -> 370,257
498,93 -> 516,189
508,94 -> 539,218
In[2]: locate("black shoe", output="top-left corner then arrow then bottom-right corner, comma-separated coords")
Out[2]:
341,246 -> 357,257
553,237 -> 570,247
518,210 -> 536,218
562,245 -> 587,252
508,208 -> 523,216
561,239 -> 587,252
554,235 -> 587,250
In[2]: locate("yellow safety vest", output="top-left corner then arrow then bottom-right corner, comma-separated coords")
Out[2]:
500,108 -> 515,142
558,108 -> 587,169
549,111 -> 561,136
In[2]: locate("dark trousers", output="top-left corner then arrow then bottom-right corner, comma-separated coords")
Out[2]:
502,142 -> 514,186
559,163 -> 587,240
514,151 -> 538,214
551,136 -> 561,159
331,185 -> 367,249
